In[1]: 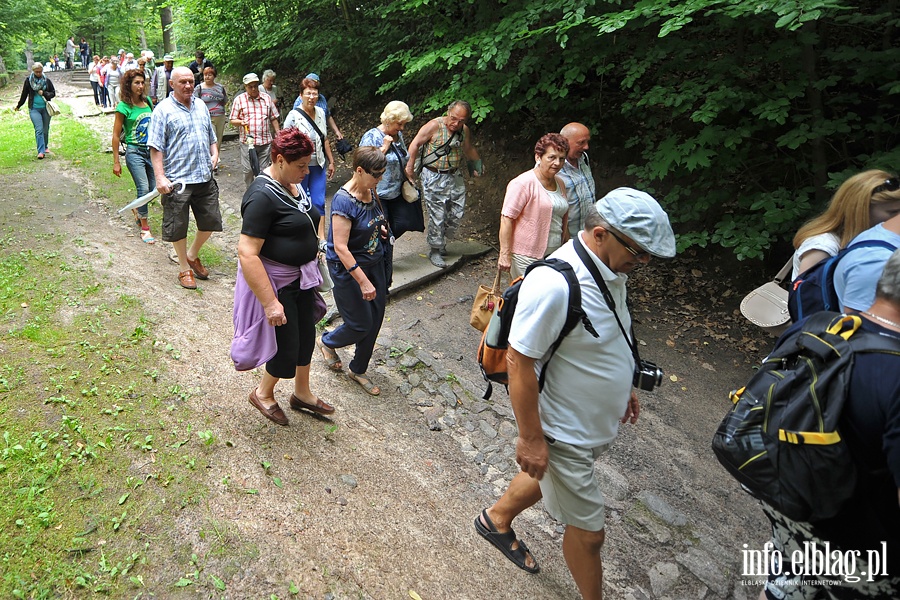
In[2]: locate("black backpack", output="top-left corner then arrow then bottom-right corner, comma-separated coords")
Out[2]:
476,259 -> 597,399
787,239 -> 897,321
712,312 -> 900,522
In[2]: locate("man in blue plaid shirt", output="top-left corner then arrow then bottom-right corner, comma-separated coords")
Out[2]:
558,123 -> 596,235
149,67 -> 222,290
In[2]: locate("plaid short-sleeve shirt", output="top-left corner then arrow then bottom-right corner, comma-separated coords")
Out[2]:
147,95 -> 215,185
230,92 -> 277,145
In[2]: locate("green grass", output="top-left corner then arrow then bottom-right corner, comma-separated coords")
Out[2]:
0,104 -> 107,170
0,100 -> 218,598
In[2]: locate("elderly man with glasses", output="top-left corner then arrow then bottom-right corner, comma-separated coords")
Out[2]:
404,99 -> 483,268
230,72 -> 280,189
474,188 -> 676,600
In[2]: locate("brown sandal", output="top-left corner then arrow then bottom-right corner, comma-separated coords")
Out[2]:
317,337 -> 342,371
348,371 -> 380,396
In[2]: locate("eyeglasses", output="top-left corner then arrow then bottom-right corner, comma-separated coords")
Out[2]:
873,178 -> 900,195
607,229 -> 649,259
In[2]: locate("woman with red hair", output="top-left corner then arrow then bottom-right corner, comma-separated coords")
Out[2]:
233,127 -> 333,426
498,133 -> 571,279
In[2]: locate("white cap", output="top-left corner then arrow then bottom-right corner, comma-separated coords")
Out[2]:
242,73 -> 260,85
594,188 -> 677,258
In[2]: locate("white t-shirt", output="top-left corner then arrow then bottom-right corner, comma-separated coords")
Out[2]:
509,233 -> 635,448
545,185 -> 569,254
791,232 -> 840,281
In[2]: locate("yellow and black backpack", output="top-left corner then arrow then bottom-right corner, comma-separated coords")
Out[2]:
712,312 -> 900,522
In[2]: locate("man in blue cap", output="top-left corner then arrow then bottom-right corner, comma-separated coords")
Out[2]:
474,188 -> 676,600
291,72 -> 345,144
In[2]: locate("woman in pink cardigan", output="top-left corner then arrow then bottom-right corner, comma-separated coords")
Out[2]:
498,133 -> 570,278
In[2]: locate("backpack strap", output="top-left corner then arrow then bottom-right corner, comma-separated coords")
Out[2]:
820,239 -> 898,311
522,258 -> 598,391
572,234 -> 643,367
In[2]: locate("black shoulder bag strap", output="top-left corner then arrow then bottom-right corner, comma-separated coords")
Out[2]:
370,189 -> 394,243
572,234 -> 642,366
297,108 -> 327,142
419,120 -> 462,169
389,135 -> 414,184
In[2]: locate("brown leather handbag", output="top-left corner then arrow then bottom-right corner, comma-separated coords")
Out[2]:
470,269 -> 504,332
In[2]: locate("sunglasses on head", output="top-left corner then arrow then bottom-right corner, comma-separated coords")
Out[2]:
873,177 -> 900,195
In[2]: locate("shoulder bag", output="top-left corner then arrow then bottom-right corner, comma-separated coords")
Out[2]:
389,142 -> 420,204
470,268 -> 504,332
740,258 -> 791,334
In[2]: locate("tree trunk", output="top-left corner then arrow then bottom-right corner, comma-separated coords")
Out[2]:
161,7 -> 175,54
801,22 -> 827,204
25,39 -> 34,70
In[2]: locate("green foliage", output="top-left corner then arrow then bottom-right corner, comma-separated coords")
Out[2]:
163,0 -> 900,258
366,0 -> 898,259
0,0 -> 164,69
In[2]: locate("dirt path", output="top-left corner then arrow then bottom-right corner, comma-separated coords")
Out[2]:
4,72 -> 776,599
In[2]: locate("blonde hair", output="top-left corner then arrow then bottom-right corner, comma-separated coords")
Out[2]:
380,101 -> 413,126
793,169 -> 900,249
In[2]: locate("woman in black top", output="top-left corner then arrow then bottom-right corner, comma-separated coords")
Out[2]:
14,63 -> 56,159
237,128 -> 332,426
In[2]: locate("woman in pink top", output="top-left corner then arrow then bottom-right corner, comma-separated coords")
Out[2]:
498,133 -> 570,279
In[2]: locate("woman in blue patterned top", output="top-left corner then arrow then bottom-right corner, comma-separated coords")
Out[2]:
318,147 -> 390,396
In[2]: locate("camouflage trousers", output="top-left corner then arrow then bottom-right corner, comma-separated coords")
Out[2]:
421,168 -> 465,250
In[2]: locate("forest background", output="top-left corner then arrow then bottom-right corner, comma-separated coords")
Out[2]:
1,0 -> 898,262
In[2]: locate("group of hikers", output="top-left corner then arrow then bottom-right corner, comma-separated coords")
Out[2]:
11,50 -> 900,598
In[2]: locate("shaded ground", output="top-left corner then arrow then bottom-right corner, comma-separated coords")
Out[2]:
0,71 -> 780,599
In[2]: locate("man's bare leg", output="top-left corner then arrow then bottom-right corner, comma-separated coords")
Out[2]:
172,238 -> 190,273
187,230 -> 212,262
481,471 -> 543,570
562,525 -> 606,600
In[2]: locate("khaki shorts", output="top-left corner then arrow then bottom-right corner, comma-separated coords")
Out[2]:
160,178 -> 223,242
539,437 -> 610,532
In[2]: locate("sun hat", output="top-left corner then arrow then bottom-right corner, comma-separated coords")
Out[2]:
163,54 -> 174,61
118,49 -> 125,54
305,73 -> 320,81
594,187 -> 677,258
242,73 -> 260,85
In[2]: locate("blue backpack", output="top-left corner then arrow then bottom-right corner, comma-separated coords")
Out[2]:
787,239 -> 897,321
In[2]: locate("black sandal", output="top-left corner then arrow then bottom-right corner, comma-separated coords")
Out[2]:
474,509 -> 540,573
